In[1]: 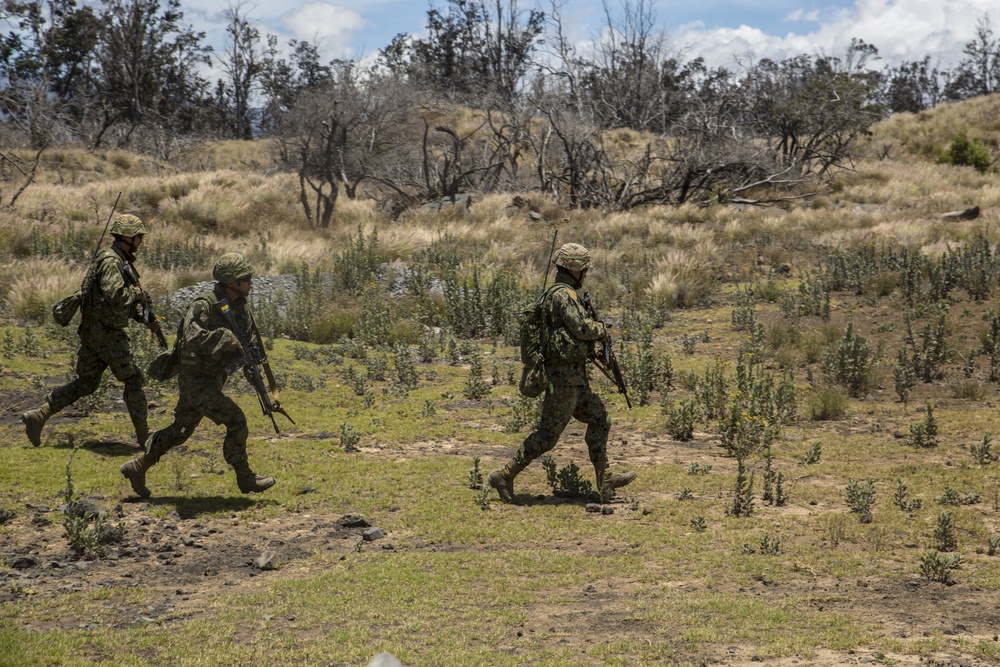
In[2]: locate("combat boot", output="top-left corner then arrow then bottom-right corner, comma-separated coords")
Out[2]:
597,467 -> 637,502
487,459 -> 527,503
120,454 -> 154,499
21,403 -> 52,447
234,462 -> 275,494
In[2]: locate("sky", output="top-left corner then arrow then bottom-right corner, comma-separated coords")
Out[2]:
175,0 -> 998,73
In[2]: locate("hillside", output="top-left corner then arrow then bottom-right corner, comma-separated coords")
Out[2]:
1,97 -> 1000,666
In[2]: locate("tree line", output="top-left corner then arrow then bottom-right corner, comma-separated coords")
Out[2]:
2,0 -> 999,220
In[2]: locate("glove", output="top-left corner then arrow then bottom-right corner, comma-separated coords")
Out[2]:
133,289 -> 147,305
223,331 -> 243,353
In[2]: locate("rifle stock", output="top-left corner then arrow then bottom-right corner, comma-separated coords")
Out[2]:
582,292 -> 632,409
215,298 -> 294,433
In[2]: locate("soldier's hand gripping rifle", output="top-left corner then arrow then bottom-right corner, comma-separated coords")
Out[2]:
215,298 -> 295,433
121,261 -> 168,349
582,292 -> 632,409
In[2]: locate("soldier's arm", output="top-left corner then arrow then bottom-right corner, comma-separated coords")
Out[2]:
97,257 -> 142,308
552,289 -> 607,341
181,299 -> 241,356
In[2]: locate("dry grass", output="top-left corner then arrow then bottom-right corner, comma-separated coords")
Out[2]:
873,95 -> 1000,159
0,96 -> 997,324
3,258 -> 82,320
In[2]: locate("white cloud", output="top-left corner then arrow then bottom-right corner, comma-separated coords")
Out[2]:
677,0 -> 998,69
785,9 -> 820,23
278,3 -> 368,59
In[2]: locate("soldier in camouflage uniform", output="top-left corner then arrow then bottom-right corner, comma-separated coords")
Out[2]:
120,252 -> 275,498
488,243 -> 637,503
22,214 -> 160,447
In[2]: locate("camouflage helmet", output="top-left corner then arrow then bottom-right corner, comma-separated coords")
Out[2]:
213,252 -> 253,284
109,214 -> 146,237
553,243 -> 591,272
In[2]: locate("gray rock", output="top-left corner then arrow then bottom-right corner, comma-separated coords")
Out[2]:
338,515 -> 372,528
11,555 -> 38,569
366,652 -> 404,667
362,527 -> 387,541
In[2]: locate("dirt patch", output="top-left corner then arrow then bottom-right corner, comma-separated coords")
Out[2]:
1,501 -> 383,631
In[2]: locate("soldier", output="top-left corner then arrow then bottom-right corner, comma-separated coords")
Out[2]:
119,252 -> 275,498
488,242 -> 637,503
22,214 -> 159,447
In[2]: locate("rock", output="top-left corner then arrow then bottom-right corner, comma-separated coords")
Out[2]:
585,503 -> 601,512
338,515 -> 372,528
11,555 -> 38,569
420,194 -> 473,211
366,653 -> 404,667
362,527 -> 387,542
377,198 -> 409,221
65,499 -> 102,520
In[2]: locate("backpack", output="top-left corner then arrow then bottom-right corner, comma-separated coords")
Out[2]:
518,283 -> 567,397
52,291 -> 82,326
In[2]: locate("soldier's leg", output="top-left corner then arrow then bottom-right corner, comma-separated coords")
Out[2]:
520,386 -> 579,464
23,343 -> 106,446
575,387 -> 610,469
50,342 -> 107,411
488,386 -> 578,502
121,398 -> 202,499
104,331 -> 148,446
199,390 -> 274,494
575,387 -> 635,500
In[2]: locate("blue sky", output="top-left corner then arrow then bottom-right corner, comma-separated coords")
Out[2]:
148,0 -> 1000,72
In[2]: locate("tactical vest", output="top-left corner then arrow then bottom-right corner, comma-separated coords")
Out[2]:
80,248 -> 133,330
177,290 -> 251,372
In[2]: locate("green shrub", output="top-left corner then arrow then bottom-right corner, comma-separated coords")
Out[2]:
823,322 -> 882,398
664,399 -> 697,441
920,551 -> 961,583
939,132 -> 993,173
846,478 -> 876,523
934,511 -> 958,552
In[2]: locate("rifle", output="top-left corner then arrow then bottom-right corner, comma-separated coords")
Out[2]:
215,298 -> 295,433
121,261 -> 168,349
582,292 -> 632,410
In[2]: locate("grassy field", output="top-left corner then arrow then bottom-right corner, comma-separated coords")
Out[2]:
2,97 -> 1000,666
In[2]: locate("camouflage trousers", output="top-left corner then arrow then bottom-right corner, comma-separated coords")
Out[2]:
514,383 -> 610,469
48,320 -> 146,432
146,371 -> 249,468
